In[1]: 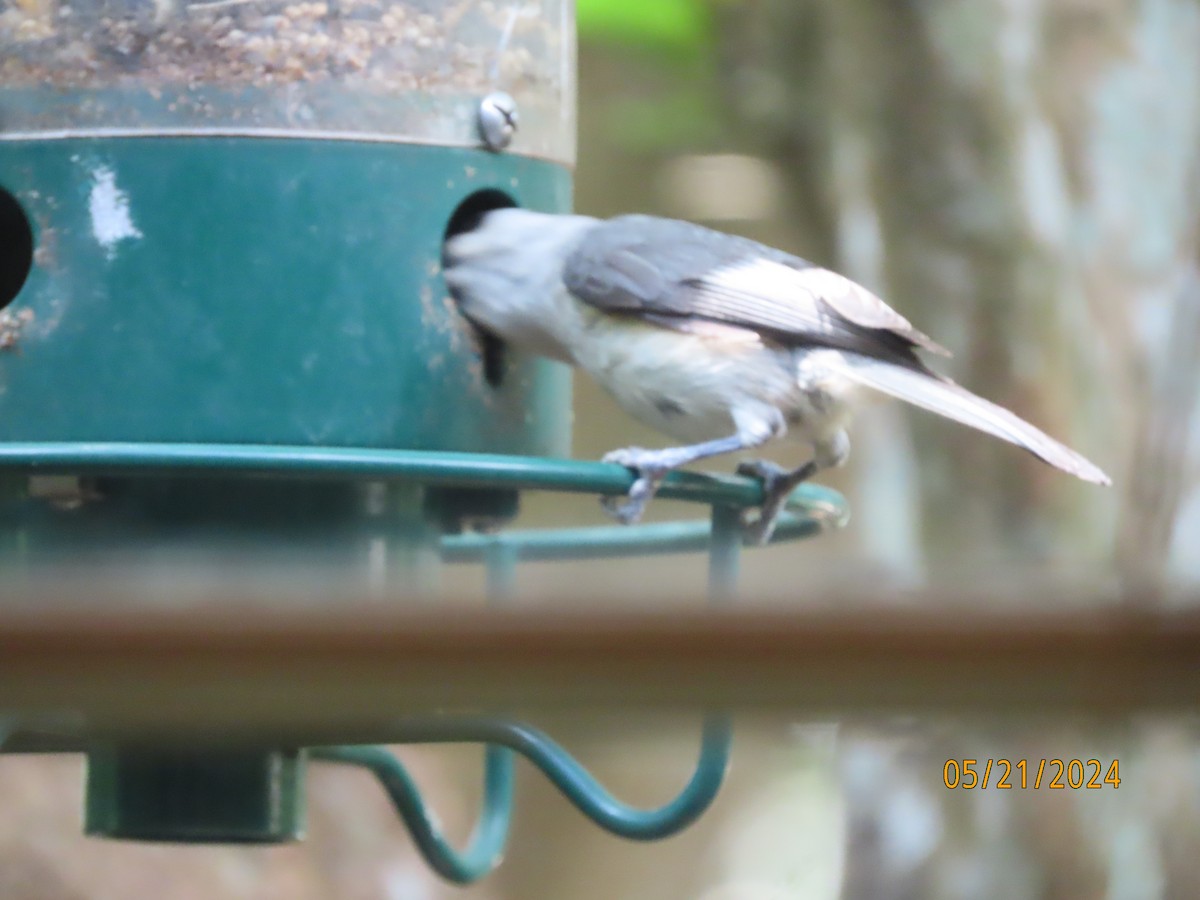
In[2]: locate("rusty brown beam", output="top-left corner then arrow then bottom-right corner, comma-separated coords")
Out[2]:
0,588 -> 1196,744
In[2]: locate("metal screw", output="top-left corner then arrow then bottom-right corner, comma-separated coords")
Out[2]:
478,92 -> 518,152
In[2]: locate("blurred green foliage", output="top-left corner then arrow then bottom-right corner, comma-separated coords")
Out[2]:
575,0 -> 723,152
577,0 -> 710,57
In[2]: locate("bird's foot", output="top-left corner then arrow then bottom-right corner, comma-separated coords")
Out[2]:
736,459 -> 818,546
600,446 -> 681,525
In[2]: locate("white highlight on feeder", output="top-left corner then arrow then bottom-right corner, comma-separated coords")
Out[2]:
88,165 -> 142,259
367,536 -> 388,592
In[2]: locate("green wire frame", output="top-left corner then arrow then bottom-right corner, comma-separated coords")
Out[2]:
0,442 -> 848,883
0,442 -> 849,536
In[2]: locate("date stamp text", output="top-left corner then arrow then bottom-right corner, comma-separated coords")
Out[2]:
942,759 -> 1121,789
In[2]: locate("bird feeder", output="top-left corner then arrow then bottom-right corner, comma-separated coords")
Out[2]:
0,0 -> 846,882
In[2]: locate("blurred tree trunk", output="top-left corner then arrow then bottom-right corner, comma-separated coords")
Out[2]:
711,2 -> 1200,897
712,0 -> 1200,585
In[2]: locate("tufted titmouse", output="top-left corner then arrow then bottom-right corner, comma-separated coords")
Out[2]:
443,208 -> 1110,543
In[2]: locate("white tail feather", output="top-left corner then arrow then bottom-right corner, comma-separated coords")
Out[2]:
836,355 -> 1111,485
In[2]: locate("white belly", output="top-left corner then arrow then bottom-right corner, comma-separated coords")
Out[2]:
570,312 -> 859,449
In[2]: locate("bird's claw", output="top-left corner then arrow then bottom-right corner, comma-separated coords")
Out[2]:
735,459 -> 791,490
601,447 -> 670,525
740,511 -> 779,547
736,459 -> 818,546
600,476 -> 656,524
602,446 -> 647,468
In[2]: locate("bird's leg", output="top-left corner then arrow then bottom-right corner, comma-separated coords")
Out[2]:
735,459 -> 820,545
737,430 -> 848,545
601,433 -> 756,525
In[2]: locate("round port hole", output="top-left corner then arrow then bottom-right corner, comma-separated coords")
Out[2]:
443,189 -> 517,387
0,188 -> 33,310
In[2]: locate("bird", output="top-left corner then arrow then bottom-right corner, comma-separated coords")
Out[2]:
443,208 -> 1110,543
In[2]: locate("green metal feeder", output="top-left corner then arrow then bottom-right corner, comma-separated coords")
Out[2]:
0,0 -> 847,884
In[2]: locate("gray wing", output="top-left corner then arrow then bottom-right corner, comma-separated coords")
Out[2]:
563,214 -> 949,359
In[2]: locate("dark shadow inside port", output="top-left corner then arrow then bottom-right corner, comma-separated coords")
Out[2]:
0,188 -> 34,310
443,189 -> 517,388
